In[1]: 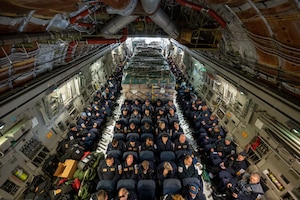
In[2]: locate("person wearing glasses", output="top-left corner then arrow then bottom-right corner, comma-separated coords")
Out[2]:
115,188 -> 137,200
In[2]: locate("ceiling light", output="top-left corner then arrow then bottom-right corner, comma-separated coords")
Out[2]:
0,121 -> 5,129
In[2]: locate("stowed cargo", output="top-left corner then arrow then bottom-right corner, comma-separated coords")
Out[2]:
122,45 -> 176,100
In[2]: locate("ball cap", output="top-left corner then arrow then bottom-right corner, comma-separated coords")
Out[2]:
189,183 -> 199,195
239,151 -> 247,157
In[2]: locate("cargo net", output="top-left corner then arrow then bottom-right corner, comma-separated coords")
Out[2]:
122,45 -> 176,101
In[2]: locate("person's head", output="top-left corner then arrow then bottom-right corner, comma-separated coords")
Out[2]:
112,138 -> 119,147
97,190 -> 108,200
225,135 -> 232,145
118,188 -> 129,200
213,125 -> 220,133
156,99 -> 162,106
144,109 -> 150,115
158,109 -> 164,115
161,134 -> 169,144
173,121 -> 179,128
210,113 -> 217,120
201,104 -> 208,111
237,151 -> 247,161
86,105 -> 92,111
169,108 -> 175,114
122,109 -> 128,115
70,123 -> 77,131
196,98 -> 202,103
179,134 -> 186,143
129,123 -> 136,129
105,155 -> 114,167
145,99 -> 150,105
159,121 -> 166,129
116,122 -> 122,127
129,136 -> 136,145
184,155 -> 193,166
189,183 -> 199,199
126,154 -> 134,166
134,99 -> 139,105
142,160 -> 149,170
133,109 -> 139,115
249,172 -> 261,184
163,162 -> 173,171
146,137 -> 154,146
144,121 -> 150,128
81,112 -> 87,120
167,100 -> 173,106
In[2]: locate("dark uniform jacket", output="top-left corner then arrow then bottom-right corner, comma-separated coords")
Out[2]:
138,163 -> 156,180
125,141 -> 140,152
177,160 -> 198,179
121,162 -> 138,180
234,179 -> 264,200
157,139 -> 173,153
98,160 -> 120,184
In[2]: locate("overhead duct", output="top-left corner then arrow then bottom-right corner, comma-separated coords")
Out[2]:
100,0 -> 138,36
177,0 -> 227,28
86,28 -> 128,44
140,0 -> 161,14
105,0 -> 138,16
148,8 -> 180,39
101,15 -> 138,35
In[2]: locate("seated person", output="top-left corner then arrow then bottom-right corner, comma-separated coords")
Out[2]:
157,133 -> 173,153
193,104 -> 210,129
142,99 -> 154,113
140,121 -> 154,134
107,138 -> 125,153
121,100 -> 132,114
210,135 -> 236,167
141,108 -> 153,124
98,155 -> 121,186
114,120 -> 126,134
182,183 -> 206,200
154,99 -> 165,114
178,155 -> 198,180
129,108 -> 141,122
227,172 -> 264,200
77,112 -> 94,131
115,187 -> 138,200
174,134 -> 191,159
126,122 -> 140,134
156,120 -> 169,139
131,99 -> 141,113
170,121 -> 183,141
96,190 -> 109,200
67,123 -> 81,141
119,108 -> 130,125
121,154 -> 138,180
82,131 -> 96,150
157,161 -> 177,184
216,151 -> 248,192
138,160 -> 155,180
164,100 -> 176,112
167,108 -> 179,126
140,137 -> 157,153
125,136 -> 140,152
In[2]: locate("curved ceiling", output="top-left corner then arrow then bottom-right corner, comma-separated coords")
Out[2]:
0,0 -> 299,101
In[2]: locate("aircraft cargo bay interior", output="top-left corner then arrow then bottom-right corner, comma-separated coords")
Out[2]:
0,1 -> 300,200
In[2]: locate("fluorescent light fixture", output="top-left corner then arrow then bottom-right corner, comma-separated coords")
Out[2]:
291,128 -> 299,134
0,121 -> 5,129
